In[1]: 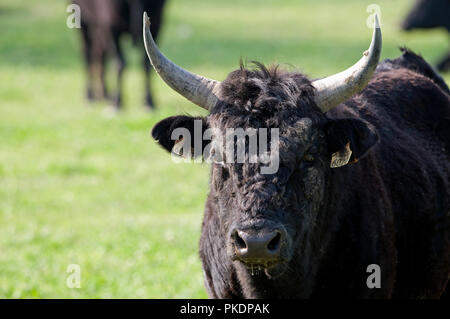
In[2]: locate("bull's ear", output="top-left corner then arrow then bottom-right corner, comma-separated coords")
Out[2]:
151,115 -> 208,158
324,118 -> 379,168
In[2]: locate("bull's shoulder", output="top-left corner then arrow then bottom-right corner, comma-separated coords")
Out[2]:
376,48 -> 449,94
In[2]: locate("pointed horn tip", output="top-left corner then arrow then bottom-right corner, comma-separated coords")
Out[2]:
374,13 -> 381,29
143,12 -> 151,27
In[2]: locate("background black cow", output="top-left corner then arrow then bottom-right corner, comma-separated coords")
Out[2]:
72,0 -> 166,109
402,0 -> 450,72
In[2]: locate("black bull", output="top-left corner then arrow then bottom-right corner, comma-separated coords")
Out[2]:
146,14 -> 450,297
72,0 -> 166,109
402,0 -> 450,72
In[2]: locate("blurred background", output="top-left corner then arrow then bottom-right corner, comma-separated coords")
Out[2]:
0,0 -> 448,298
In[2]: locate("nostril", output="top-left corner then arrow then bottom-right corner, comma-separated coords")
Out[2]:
267,232 -> 281,252
234,231 -> 247,250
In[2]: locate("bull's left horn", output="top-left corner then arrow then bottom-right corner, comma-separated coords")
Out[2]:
143,12 -> 221,111
312,14 -> 382,113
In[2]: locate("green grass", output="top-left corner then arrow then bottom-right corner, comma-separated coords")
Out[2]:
0,0 -> 448,298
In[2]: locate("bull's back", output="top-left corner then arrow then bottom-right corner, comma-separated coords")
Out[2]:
361,49 -> 450,160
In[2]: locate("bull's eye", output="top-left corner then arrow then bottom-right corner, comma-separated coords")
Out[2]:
303,154 -> 315,162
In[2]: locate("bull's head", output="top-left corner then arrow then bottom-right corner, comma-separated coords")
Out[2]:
144,13 -> 381,281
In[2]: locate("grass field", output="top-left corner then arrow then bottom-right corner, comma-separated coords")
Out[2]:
0,0 -> 449,298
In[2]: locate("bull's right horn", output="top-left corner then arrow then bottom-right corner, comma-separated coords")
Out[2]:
312,14 -> 382,113
143,12 -> 221,111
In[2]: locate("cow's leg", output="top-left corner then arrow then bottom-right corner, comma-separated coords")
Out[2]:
99,50 -> 109,100
89,27 -> 109,101
91,50 -> 106,101
80,25 -> 95,102
436,52 -> 450,72
111,32 -> 125,109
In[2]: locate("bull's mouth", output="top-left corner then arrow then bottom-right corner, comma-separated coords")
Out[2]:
234,259 -> 288,279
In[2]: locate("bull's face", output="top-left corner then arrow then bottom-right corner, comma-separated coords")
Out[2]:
144,13 -> 381,280
152,65 -> 379,279
207,67 -> 329,278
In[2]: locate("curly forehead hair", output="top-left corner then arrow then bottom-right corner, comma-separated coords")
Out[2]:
210,61 -> 325,131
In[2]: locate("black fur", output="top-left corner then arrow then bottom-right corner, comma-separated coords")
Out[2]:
377,48 -> 449,93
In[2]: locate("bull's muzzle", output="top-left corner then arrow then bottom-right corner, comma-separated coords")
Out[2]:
230,227 -> 287,265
